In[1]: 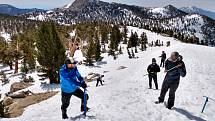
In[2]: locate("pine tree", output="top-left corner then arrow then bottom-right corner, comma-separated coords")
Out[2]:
122,25 -> 128,44
119,46 -> 123,54
18,32 -> 36,74
94,30 -> 102,61
127,32 -> 133,49
133,32 -> 138,53
36,22 -> 66,84
100,24 -> 109,52
140,32 -> 148,51
109,25 -> 121,59
84,26 -> 95,66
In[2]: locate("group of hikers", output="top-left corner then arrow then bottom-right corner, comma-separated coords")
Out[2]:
59,44 -> 186,119
147,51 -> 186,109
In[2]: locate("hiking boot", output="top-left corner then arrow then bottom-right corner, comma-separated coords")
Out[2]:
61,109 -> 68,119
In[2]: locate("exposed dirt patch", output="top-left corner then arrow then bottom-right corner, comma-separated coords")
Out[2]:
5,91 -> 58,118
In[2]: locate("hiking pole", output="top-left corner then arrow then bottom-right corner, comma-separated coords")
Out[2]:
166,66 -> 178,72
201,96 -> 209,113
201,96 -> 215,113
83,88 -> 87,117
143,74 -> 149,77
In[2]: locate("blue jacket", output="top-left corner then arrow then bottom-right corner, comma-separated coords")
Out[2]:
164,58 -> 186,82
60,64 -> 84,93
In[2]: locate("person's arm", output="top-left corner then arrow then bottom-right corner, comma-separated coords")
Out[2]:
75,67 -> 84,84
157,65 -> 160,72
164,60 -> 169,72
178,62 -> 186,77
147,65 -> 151,73
60,68 -> 83,86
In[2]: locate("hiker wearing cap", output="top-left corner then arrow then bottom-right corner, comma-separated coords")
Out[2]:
147,58 -> 160,90
59,57 -> 89,119
156,52 -> 186,109
159,51 -> 166,67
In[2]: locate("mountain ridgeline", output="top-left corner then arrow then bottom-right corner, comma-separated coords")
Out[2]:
0,4 -> 45,16
0,0 -> 215,46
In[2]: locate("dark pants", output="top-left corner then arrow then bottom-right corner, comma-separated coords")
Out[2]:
160,59 -> 165,67
158,80 -> 179,108
148,74 -> 158,89
96,79 -> 103,87
61,88 -> 89,111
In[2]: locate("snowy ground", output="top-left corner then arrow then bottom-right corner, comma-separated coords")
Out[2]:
1,27 -> 215,121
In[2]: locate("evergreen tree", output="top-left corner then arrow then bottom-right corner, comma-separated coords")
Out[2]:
122,25 -> 128,44
127,32 -> 133,48
109,25 -> 121,59
94,30 -> 102,61
140,32 -> 147,51
133,32 -> 139,53
119,46 -> 123,54
100,24 -> 109,52
84,26 -> 95,66
36,22 -> 66,84
18,32 -> 36,73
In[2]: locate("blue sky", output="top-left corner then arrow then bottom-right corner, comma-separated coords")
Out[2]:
1,0 -> 215,12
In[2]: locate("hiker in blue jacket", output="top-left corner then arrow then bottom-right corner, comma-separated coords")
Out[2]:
60,57 -> 89,119
156,52 -> 186,109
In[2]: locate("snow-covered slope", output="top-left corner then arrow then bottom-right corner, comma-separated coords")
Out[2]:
180,6 -> 215,20
1,27 -> 215,121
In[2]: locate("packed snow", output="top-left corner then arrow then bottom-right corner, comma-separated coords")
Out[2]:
150,7 -> 168,16
1,27 -> 215,121
64,3 -> 72,9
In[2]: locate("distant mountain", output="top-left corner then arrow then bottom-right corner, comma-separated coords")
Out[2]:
3,0 -> 215,46
0,4 -> 45,16
180,6 -> 215,20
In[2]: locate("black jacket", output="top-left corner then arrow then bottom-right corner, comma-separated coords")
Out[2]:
164,58 -> 186,82
160,53 -> 166,60
147,63 -> 160,75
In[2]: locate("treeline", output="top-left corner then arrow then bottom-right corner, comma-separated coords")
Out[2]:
0,22 -> 71,83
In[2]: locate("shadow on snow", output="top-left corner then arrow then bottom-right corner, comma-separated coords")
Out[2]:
173,107 -> 206,121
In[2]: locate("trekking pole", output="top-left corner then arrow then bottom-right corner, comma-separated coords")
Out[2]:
83,88 -> 87,117
143,74 -> 149,77
166,66 -> 178,72
201,96 -> 209,113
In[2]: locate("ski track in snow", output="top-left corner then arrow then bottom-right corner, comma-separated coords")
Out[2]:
1,27 -> 215,121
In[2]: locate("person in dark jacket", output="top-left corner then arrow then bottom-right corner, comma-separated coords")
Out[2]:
96,75 -> 104,87
60,57 -> 89,119
147,58 -> 161,90
156,52 -> 186,109
160,51 -> 166,67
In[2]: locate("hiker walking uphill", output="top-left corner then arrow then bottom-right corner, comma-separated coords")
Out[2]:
60,57 -> 90,119
147,58 -> 160,90
156,52 -> 186,109
96,75 -> 104,87
160,51 -> 166,67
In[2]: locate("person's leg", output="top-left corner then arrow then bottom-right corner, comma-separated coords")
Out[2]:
153,75 -> 158,90
158,80 -> 169,102
148,75 -> 152,89
100,80 -> 103,85
160,60 -> 164,67
72,88 -> 89,111
162,60 -> 165,67
61,92 -> 72,119
96,80 -> 99,87
167,82 -> 179,109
